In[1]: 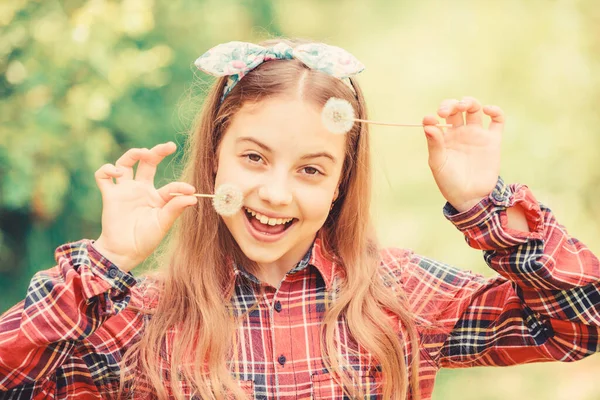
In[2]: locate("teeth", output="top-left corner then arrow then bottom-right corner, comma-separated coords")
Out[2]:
245,208 -> 293,226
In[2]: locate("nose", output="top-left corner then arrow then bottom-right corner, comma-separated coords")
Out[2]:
257,176 -> 292,206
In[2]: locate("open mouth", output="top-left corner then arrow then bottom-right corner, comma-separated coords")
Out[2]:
243,207 -> 297,236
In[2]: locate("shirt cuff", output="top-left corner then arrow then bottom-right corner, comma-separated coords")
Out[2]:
443,177 -> 545,250
87,240 -> 137,291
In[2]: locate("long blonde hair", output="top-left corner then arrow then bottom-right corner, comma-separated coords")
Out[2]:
120,39 -> 421,399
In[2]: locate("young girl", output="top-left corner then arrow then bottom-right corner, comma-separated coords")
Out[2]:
0,39 -> 598,400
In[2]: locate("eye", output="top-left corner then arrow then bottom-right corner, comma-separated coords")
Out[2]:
301,166 -> 322,176
244,153 -> 263,163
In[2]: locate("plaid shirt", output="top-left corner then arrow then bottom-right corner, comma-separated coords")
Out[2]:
1,179 -> 599,399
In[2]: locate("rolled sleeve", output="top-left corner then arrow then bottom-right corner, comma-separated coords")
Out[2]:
443,177 -> 545,250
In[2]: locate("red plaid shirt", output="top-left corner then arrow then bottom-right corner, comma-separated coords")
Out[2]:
1,179 -> 599,399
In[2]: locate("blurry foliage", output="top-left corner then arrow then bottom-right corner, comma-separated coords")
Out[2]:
0,0 -> 280,309
1,0 -> 599,399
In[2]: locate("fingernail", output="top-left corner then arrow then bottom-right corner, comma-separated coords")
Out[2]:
439,106 -> 448,113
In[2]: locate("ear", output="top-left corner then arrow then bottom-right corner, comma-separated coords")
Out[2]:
333,187 -> 339,202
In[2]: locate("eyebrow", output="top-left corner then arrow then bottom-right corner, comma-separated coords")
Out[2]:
237,136 -> 337,164
300,152 -> 337,164
237,137 -> 272,153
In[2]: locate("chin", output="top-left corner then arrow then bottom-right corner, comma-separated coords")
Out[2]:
237,241 -> 288,264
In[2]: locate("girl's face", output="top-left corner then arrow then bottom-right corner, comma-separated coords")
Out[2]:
215,96 -> 346,269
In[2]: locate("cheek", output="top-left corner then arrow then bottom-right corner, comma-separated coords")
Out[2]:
214,154 -> 254,190
297,187 -> 336,222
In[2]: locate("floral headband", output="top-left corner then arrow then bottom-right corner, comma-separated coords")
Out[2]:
194,41 -> 365,101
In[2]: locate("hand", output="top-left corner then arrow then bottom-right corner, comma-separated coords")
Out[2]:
92,142 -> 198,272
422,96 -> 505,212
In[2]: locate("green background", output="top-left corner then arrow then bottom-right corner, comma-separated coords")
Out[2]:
1,0 -> 599,398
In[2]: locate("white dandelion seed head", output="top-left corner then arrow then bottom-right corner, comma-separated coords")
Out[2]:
321,97 -> 355,134
212,183 -> 244,216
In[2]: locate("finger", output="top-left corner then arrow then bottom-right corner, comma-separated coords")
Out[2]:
157,195 -> 198,232
483,105 -> 505,134
459,96 -> 483,126
115,148 -> 151,182
422,115 -> 446,172
136,142 -> 177,183
438,99 -> 464,128
156,181 -> 196,203
94,163 -> 123,193
422,114 -> 440,127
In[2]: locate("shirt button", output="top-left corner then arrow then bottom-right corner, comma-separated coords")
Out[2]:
108,267 -> 119,278
274,301 -> 282,312
491,191 -> 504,202
277,355 -> 286,366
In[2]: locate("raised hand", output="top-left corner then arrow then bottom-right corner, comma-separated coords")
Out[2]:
92,142 -> 198,272
422,96 -> 505,213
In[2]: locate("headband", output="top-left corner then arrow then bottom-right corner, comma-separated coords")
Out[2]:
194,41 -> 365,101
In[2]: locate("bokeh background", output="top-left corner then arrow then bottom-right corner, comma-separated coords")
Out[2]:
1,0 -> 599,398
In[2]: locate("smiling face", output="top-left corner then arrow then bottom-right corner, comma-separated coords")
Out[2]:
214,96 -> 346,271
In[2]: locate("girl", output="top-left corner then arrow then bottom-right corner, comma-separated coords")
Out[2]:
0,39 -> 598,400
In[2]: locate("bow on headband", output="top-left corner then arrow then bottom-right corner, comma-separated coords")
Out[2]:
194,41 -> 365,101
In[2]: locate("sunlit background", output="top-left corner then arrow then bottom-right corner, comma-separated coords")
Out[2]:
1,0 -> 599,399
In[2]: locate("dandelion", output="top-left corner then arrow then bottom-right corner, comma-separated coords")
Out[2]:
169,183 -> 244,216
321,98 -> 355,134
212,183 -> 244,216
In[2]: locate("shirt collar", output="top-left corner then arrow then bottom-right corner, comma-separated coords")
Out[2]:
223,237 -> 339,297
308,238 -> 337,289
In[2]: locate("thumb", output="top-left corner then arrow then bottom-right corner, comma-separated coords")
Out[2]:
157,195 -> 198,231
422,115 -> 446,171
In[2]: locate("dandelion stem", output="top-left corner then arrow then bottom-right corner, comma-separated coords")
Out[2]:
169,193 -> 215,198
352,118 -> 452,128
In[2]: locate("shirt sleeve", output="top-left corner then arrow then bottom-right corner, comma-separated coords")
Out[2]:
403,178 -> 600,369
0,239 -> 139,393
